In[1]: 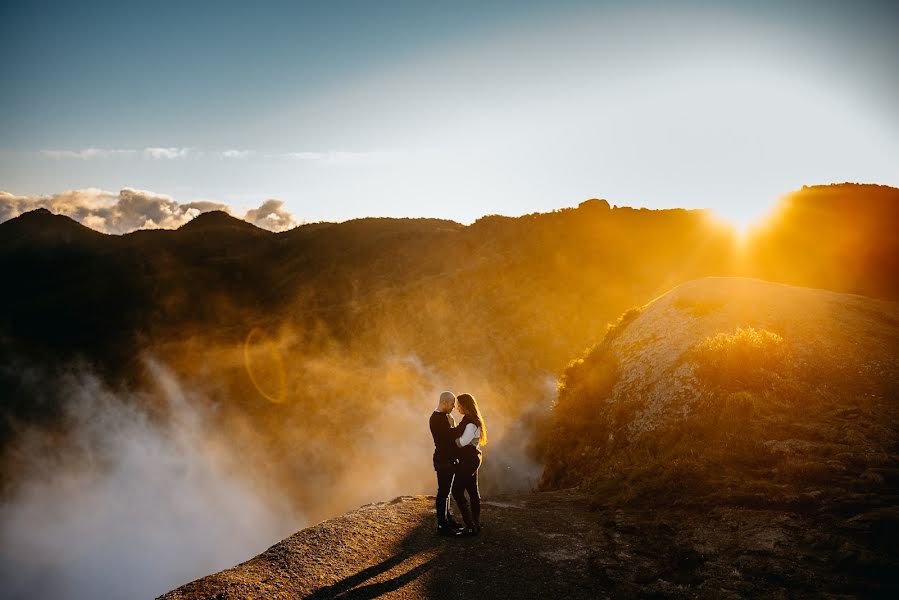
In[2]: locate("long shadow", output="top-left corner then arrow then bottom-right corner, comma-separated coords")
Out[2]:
317,557 -> 437,599
305,512 -> 443,599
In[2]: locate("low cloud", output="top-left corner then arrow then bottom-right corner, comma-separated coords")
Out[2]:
0,188 -> 300,234
244,199 -> 297,231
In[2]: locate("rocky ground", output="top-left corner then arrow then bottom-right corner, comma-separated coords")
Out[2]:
158,488 -> 898,599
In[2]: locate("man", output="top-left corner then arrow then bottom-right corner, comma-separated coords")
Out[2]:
429,390 -> 463,536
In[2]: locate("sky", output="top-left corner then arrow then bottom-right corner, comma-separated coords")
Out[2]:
1,0 -> 898,230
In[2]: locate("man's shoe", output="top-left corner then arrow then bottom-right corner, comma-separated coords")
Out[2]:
437,525 -> 462,537
446,518 -> 463,529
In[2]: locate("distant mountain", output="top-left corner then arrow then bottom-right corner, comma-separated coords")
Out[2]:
178,210 -> 268,235
0,207 -> 106,250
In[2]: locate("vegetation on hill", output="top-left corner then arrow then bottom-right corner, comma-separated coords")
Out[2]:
537,278 -> 899,516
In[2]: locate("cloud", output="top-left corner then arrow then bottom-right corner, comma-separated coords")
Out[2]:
243,199 -> 297,232
35,147 -> 388,163
40,148 -> 137,160
142,147 -> 194,160
219,149 -> 254,159
38,146 -> 401,167
0,188 -> 300,234
39,147 -> 195,160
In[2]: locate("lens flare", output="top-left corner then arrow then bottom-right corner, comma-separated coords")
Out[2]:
243,328 -> 288,403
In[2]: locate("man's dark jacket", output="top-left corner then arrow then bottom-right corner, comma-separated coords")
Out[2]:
429,411 -> 459,470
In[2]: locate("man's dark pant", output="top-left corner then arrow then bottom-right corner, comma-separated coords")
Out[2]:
435,462 -> 455,526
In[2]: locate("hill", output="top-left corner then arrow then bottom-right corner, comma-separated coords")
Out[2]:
538,277 -> 899,500
159,277 -> 899,598
536,277 -> 899,591
177,210 -> 268,235
747,183 -> 899,299
0,207 -> 106,250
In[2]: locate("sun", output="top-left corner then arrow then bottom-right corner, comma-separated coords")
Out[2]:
711,197 -> 780,241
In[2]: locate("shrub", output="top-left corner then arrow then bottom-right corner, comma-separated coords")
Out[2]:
534,306 -> 643,488
690,326 -> 790,391
537,316 -> 895,511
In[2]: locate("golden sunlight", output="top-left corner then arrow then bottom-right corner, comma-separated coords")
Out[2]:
711,197 -> 781,240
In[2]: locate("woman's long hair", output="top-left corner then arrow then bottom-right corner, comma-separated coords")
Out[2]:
456,393 -> 488,446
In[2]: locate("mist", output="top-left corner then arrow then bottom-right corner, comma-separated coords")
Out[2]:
0,348 -> 547,599
0,361 -> 298,600
0,186 -> 793,599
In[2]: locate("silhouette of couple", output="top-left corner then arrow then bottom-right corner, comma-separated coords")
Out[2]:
429,391 -> 488,537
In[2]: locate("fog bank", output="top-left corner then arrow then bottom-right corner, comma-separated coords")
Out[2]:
0,361 -> 299,600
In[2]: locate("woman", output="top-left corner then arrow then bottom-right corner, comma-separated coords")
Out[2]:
452,393 -> 488,536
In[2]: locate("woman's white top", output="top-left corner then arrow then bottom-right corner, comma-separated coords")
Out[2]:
456,423 -> 481,450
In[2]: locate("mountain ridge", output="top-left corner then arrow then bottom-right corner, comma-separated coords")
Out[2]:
0,207 -> 107,248
3,182 -> 894,240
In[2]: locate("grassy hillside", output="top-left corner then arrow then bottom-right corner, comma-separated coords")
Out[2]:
538,277 -> 899,513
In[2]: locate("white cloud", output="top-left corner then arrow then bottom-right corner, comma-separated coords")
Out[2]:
281,151 -> 327,160
39,147 -> 195,160
219,149 -> 254,159
0,188 -> 300,233
35,147 -> 390,164
40,148 -> 136,160
142,147 -> 194,159
243,199 -> 297,232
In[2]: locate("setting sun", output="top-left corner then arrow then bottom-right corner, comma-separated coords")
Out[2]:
712,196 -> 781,239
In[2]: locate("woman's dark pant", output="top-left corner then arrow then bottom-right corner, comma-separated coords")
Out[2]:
452,453 -> 481,528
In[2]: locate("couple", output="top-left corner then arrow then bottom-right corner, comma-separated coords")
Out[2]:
429,391 -> 488,537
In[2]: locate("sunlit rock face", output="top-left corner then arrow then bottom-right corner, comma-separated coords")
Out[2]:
539,277 -> 899,510
605,277 -> 897,436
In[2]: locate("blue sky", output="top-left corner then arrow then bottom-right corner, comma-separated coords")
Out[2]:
2,0 -> 898,228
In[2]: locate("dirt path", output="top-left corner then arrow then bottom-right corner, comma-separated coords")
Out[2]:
158,489 -> 898,599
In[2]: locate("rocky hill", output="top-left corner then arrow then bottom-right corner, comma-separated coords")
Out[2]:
539,277 -> 899,503
158,277 -> 899,598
